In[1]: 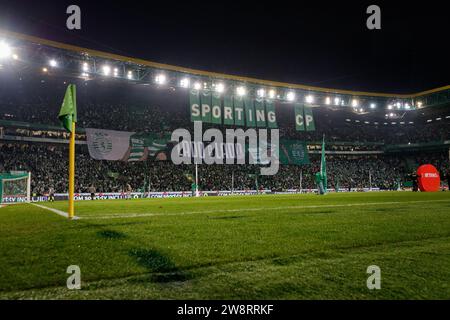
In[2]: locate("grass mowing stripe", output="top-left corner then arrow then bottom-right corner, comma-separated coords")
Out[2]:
80,198 -> 450,220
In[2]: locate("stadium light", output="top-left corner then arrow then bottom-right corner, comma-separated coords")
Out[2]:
257,88 -> 266,98
334,97 -> 340,105
417,101 -> 423,108
236,86 -> 246,96
49,59 -> 58,68
193,82 -> 202,90
370,103 -> 376,109
351,99 -> 358,107
0,41 -> 12,59
268,89 -> 276,99
102,65 -> 111,76
305,95 -> 314,104
82,62 -> 89,72
325,97 -> 331,105
215,83 -> 225,93
387,104 -> 393,110
127,71 -> 133,80
286,91 -> 295,101
180,78 -> 190,88
155,74 -> 166,84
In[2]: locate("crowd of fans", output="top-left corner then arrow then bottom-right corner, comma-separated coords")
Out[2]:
1,75 -> 450,145
1,74 -> 449,195
1,143 -> 449,194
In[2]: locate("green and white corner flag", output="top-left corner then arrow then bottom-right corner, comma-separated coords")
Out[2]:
320,135 -> 327,192
58,84 -> 77,133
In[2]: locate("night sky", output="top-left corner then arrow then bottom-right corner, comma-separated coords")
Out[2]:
0,0 -> 448,93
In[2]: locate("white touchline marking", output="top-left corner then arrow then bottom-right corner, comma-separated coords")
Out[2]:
31,203 -> 80,220
80,199 -> 450,220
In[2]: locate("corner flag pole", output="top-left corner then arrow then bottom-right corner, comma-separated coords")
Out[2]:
58,84 -> 77,219
195,163 -> 199,197
68,121 -> 75,219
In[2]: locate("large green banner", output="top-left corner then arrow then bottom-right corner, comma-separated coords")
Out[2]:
294,103 -> 305,131
233,96 -> 245,126
223,96 -> 234,125
201,91 -> 212,123
190,90 -> 201,122
254,99 -> 266,127
211,92 -> 222,124
265,100 -> 277,128
303,106 -> 316,131
244,98 -> 256,127
279,139 -> 310,165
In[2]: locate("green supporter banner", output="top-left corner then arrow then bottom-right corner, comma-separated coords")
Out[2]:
223,96 -> 234,125
233,96 -> 245,126
303,106 -> 316,131
279,139 -> 310,165
294,103 -> 305,131
265,100 -> 277,128
244,98 -> 256,127
211,92 -> 222,124
254,99 -> 266,127
201,91 -> 212,123
190,90 -> 201,122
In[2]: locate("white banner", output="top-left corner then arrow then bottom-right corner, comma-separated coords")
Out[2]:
85,128 -> 134,160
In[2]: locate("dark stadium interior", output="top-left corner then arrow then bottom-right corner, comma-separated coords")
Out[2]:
1,70 -> 449,194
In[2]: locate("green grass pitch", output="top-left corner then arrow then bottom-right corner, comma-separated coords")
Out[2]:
1,191 -> 450,299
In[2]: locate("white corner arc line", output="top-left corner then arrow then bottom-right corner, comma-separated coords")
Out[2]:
31,203 -> 80,220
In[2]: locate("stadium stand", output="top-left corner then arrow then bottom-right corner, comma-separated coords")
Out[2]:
1,66 -> 449,195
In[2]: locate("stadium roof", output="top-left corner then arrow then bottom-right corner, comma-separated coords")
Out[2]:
0,29 -> 449,105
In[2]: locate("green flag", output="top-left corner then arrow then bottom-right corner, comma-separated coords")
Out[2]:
58,84 -> 77,132
320,135 -> 327,192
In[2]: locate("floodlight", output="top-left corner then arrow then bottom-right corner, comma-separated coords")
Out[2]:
387,104 -> 393,110
215,83 -> 225,93
82,62 -> 89,72
417,101 -> 423,108
286,91 -> 295,101
155,74 -> 166,84
305,95 -> 314,103
334,97 -> 340,105
236,86 -> 246,96
370,103 -> 376,109
113,68 -> 119,77
268,90 -> 276,99
102,65 -> 111,76
257,88 -> 266,98
0,41 -> 12,59
12,54 -> 19,60
180,78 -> 190,88
405,103 -> 411,109
325,97 -> 331,105
49,59 -> 58,67
193,82 -> 202,90
127,71 -> 133,80
42,67 -> 48,73
351,99 -> 358,107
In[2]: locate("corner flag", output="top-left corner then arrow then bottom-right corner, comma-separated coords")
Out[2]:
320,135 -> 327,193
58,84 -> 77,219
58,84 -> 77,132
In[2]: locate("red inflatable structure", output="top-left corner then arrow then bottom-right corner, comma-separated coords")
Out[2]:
417,164 -> 441,192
